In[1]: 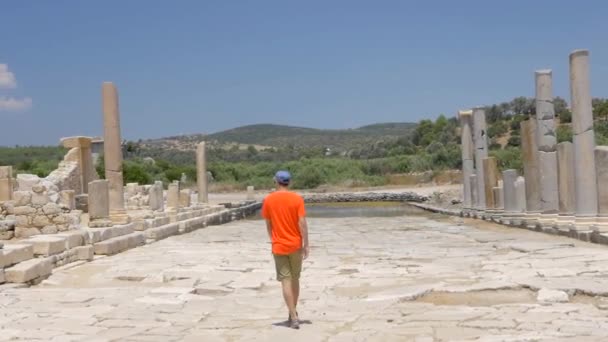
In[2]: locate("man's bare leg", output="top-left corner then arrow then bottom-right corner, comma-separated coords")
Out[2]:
281,278 -> 297,320
292,278 -> 300,310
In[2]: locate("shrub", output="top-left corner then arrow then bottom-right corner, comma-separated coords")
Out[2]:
556,125 -> 573,143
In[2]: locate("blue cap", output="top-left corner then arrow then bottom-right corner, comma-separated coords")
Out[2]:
274,170 -> 291,185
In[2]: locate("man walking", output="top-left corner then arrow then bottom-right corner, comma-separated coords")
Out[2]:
261,170 -> 309,329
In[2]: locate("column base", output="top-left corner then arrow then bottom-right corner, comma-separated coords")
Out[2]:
110,210 -> 131,224
572,215 -> 597,231
523,212 -> 541,230
591,216 -> 608,233
500,212 -> 522,226
554,214 -> 574,232
490,210 -> 504,223
538,213 -> 559,233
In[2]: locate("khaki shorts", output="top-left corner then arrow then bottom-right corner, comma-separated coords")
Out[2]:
273,250 -> 303,281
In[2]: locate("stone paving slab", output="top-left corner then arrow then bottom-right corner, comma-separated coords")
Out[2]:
3,212 -> 608,340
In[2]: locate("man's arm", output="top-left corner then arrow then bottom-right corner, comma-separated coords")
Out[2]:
265,220 -> 273,243
299,217 -> 309,259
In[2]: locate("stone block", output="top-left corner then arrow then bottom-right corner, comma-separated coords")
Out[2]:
0,244 -> 34,268
14,227 -> 41,238
0,166 -> 12,179
55,231 -> 86,249
12,191 -> 31,206
521,119 -> 541,212
145,223 -> 179,241
0,178 -> 12,202
167,183 -> 180,208
31,192 -> 50,206
42,202 -> 61,216
75,194 -> 88,212
12,206 -> 35,215
4,257 -> 53,283
41,225 -> 58,234
482,157 -> 499,209
179,189 -> 191,208
85,223 -> 134,243
0,269 -> 4,284
24,236 -> 67,256
59,190 -> 76,210
16,174 -> 40,191
74,245 -> 94,261
93,232 -> 145,255
538,151 -> 559,213
88,180 -> 110,220
32,215 -> 52,228
557,142 -> 576,215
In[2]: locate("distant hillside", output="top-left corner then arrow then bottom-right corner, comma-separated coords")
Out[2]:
143,122 -> 417,152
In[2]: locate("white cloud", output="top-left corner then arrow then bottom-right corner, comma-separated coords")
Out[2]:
0,97 -> 32,111
0,64 -> 17,89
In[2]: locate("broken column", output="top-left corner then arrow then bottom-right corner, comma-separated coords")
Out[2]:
515,177 -> 527,213
149,181 -> 164,211
535,70 -> 559,228
179,189 -> 191,208
502,169 -> 518,224
570,49 -> 598,230
556,142 -> 575,231
473,107 -> 488,211
60,136 -> 96,194
102,82 -> 128,223
246,186 -> 255,201
459,110 -> 475,210
482,157 -> 499,210
0,166 -> 13,202
196,142 -> 208,204
520,119 -> 542,228
88,180 -> 111,227
594,147 -> 608,232
166,181 -> 180,209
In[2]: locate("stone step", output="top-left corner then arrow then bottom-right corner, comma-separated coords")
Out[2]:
0,269 -> 4,284
85,223 -> 134,243
22,236 -> 67,256
145,223 -> 179,241
0,244 -> 34,268
55,230 -> 88,249
4,257 -> 53,283
93,232 -> 145,255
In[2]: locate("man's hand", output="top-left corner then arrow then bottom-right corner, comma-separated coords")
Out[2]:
302,245 -> 310,260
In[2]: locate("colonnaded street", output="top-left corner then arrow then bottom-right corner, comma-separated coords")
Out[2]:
3,206 -> 608,341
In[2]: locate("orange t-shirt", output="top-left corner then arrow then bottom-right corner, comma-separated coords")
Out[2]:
261,190 -> 306,255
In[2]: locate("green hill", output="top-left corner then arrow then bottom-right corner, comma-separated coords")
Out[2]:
145,122 -> 417,152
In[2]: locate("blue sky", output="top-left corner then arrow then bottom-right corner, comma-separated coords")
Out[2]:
1,1 -> 608,145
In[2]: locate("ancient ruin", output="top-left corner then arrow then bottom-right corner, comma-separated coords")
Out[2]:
460,49 -> 608,245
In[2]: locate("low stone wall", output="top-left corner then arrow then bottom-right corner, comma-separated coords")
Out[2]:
302,192 -> 428,204
0,200 -> 262,285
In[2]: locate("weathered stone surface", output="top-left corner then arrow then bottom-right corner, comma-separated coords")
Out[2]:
55,231 -> 86,249
41,225 -> 58,234
515,176 -> 527,212
15,227 -> 41,238
16,174 -> 40,191
93,232 -> 145,255
573,130 -> 599,216
557,142 -> 576,215
537,288 -> 569,303
521,119 -> 541,212
246,185 -> 255,201
102,82 -> 126,212
196,141 -> 208,203
595,146 -> 608,215
538,151 -> 559,213
502,170 -> 518,213
0,166 -> 12,179
493,186 -> 504,210
482,157 -> 499,209
179,189 -> 191,208
0,244 -> 34,268
75,245 -> 94,261
570,50 -> 599,218
145,223 -> 179,241
58,190 -> 75,210
149,181 -> 164,211
167,182 -> 180,209
4,257 -> 53,283
88,180 -> 110,221
12,191 -> 31,206
0,178 -> 13,202
473,107 -> 488,209
24,236 -> 67,256
470,174 -> 478,208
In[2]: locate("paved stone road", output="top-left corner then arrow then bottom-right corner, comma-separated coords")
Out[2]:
3,210 -> 608,341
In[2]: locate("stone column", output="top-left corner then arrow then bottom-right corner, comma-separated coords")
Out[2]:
459,110 -> 475,210
482,157 -> 499,210
493,186 -> 504,210
473,107 -> 489,210
102,82 -> 128,223
521,119 -> 541,227
0,166 -> 13,202
167,181 -> 180,209
179,189 -> 191,208
594,147 -> 608,231
149,181 -> 164,211
88,180 -> 111,227
570,50 -> 598,229
246,186 -> 255,201
60,136 -> 96,194
502,169 -> 518,224
196,142 -> 208,203
515,177 -> 527,213
470,174 -> 478,217
556,142 -> 575,231
535,70 -> 559,224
